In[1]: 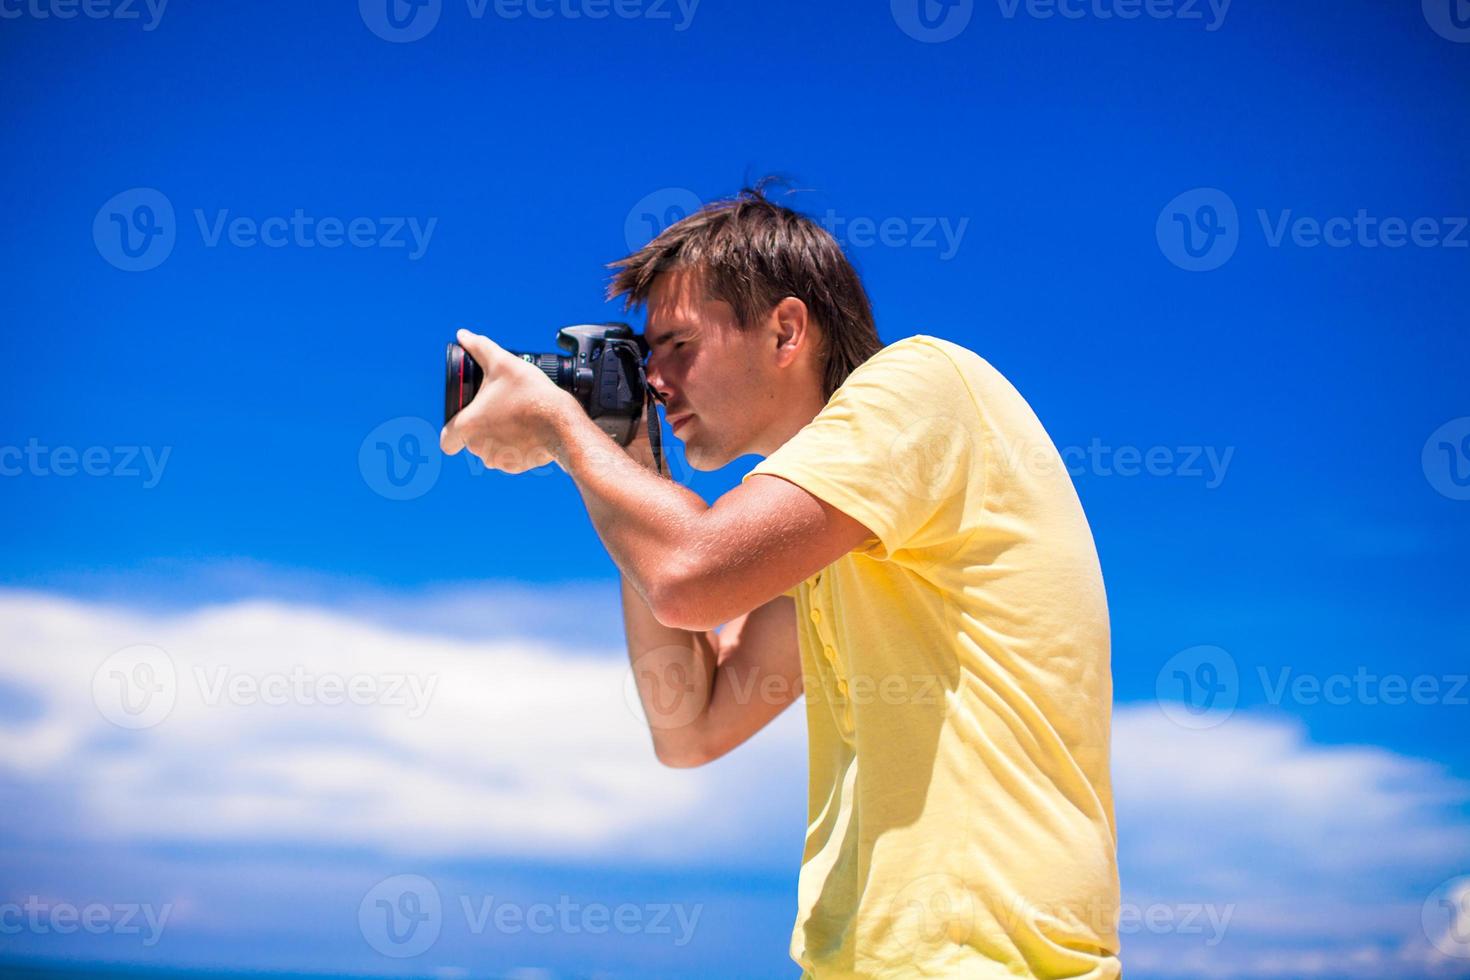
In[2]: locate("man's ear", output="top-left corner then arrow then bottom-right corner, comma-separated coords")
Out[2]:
771,296 -> 809,367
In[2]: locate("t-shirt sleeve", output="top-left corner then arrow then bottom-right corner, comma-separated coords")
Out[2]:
741,337 -> 984,562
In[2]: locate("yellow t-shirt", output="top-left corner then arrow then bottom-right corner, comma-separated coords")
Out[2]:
741,334 -> 1120,979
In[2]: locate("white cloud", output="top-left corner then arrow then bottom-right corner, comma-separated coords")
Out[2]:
1111,706 -> 1470,977
2,588 -> 1468,977
0,590 -> 805,867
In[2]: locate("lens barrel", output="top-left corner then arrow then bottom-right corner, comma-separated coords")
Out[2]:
444,342 -> 485,426
444,343 -> 575,426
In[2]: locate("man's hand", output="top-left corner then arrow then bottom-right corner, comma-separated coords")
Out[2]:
439,328 -> 581,474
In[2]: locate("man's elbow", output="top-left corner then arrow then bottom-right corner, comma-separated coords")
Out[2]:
649,562 -> 723,632
650,714 -> 742,769
651,723 -> 729,768
653,740 -> 713,769
651,599 -> 720,634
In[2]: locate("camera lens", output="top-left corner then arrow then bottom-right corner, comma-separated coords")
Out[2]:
444,342 -> 484,426
440,324 -> 646,449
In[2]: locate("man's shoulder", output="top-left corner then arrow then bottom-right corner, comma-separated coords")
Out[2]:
860,334 -> 991,379
848,335 -> 996,414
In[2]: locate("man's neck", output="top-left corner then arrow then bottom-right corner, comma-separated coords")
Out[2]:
752,383 -> 829,457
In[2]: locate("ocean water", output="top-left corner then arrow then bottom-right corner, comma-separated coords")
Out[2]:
0,965 -> 592,980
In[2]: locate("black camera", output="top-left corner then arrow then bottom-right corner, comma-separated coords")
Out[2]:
444,322 -> 664,469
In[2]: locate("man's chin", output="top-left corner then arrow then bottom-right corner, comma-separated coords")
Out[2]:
680,439 -> 723,473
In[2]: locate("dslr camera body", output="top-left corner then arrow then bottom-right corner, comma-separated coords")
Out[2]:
445,322 -> 665,470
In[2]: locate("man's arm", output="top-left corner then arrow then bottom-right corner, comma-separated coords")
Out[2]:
621,574 -> 803,768
613,424 -> 806,767
551,408 -> 875,631
440,328 -> 870,627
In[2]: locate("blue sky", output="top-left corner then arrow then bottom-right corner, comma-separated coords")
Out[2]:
1,0 -> 1468,977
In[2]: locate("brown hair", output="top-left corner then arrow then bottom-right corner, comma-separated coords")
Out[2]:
607,179 -> 884,401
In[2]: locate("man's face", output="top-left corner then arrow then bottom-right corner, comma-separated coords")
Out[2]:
642,269 -> 787,471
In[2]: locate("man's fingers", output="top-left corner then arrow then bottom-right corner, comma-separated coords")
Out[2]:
457,328 -> 507,373
440,421 -> 465,456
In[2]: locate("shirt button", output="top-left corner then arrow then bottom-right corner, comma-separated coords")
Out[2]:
810,608 -> 821,624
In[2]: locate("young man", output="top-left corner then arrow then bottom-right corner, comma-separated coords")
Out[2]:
439,186 -> 1121,978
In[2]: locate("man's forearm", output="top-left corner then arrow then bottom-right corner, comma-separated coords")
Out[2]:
619,572 -> 721,766
552,409 -> 708,619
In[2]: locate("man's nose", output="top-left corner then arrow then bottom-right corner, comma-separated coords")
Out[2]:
644,355 -> 671,404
